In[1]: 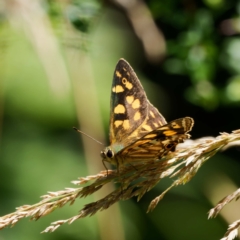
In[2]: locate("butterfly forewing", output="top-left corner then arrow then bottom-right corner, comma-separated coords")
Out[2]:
109,59 -> 166,147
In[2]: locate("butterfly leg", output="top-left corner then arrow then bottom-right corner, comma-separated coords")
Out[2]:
102,159 -> 109,176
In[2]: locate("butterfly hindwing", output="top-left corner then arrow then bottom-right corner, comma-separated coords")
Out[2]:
142,117 -> 194,141
119,117 -> 194,161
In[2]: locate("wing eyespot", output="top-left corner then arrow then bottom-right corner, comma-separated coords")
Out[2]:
122,78 -> 127,84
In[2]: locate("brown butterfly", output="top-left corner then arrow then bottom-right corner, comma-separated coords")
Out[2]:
101,59 -> 194,168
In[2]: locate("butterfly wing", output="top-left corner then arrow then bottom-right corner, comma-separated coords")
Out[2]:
119,117 -> 194,161
109,59 -> 167,147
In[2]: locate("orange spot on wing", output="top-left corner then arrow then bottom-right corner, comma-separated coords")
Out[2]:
116,71 -> 122,77
142,125 -> 152,131
126,95 -> 134,104
114,104 -> 125,114
125,81 -> 133,90
114,85 -> 124,93
132,99 -> 140,109
163,130 -> 177,136
123,120 -> 130,129
134,111 -> 141,121
171,122 -> 181,128
114,120 -> 123,128
150,111 -> 155,118
144,134 -> 157,139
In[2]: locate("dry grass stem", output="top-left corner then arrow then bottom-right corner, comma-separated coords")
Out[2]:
0,130 -> 240,235
209,188 -> 240,240
220,220 -> 240,240
208,188 -> 240,218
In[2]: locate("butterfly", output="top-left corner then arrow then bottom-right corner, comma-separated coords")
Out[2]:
101,59 -> 194,168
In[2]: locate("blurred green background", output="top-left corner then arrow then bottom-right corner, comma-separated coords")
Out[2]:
1,0 -> 240,239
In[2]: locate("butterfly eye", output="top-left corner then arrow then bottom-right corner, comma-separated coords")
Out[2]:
106,149 -> 114,158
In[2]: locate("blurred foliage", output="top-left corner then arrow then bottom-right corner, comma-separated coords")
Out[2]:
148,0 -> 240,111
0,0 -> 240,239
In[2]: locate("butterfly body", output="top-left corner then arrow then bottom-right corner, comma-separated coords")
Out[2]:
101,59 -> 194,167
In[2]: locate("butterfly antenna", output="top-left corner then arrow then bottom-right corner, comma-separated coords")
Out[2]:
73,127 -> 103,145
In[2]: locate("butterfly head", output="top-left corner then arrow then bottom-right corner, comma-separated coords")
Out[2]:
101,147 -> 114,159
101,143 -> 125,165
